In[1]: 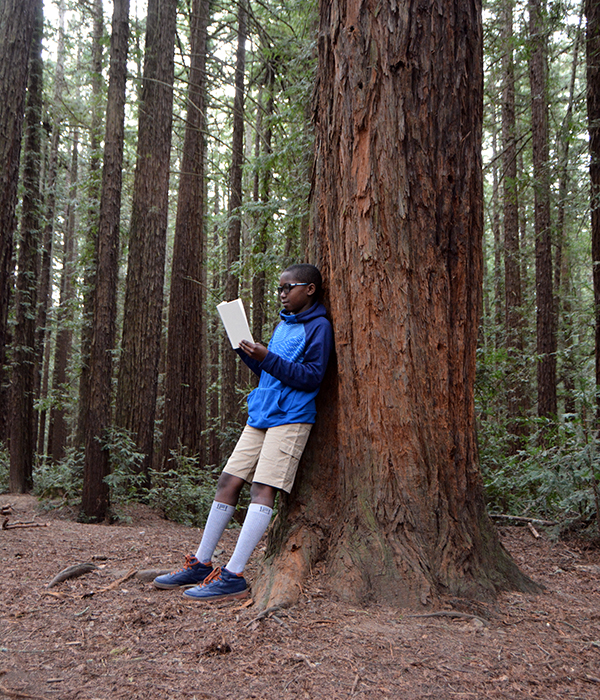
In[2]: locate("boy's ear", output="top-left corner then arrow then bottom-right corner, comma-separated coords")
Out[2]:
307,282 -> 317,296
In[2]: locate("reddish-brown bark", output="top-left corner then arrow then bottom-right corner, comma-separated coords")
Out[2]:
161,0 -> 210,468
81,0 -> 130,521
221,0 -> 248,434
587,0 -> 600,426
0,0 -> 38,443
9,0 -> 43,492
256,0 -> 538,609
529,0 -> 557,419
115,0 -> 178,474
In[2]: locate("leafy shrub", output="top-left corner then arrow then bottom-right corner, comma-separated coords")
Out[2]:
0,442 -> 8,493
480,416 -> 600,530
33,447 -> 84,503
145,454 -> 221,527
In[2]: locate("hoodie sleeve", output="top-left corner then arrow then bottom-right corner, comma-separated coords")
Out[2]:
257,317 -> 333,392
235,348 -> 262,377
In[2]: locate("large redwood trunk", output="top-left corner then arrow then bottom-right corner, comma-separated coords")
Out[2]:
115,0 -> 178,473
255,0 -> 538,609
0,0 -> 38,443
160,0 -> 210,468
9,0 -> 43,492
81,0 -> 130,521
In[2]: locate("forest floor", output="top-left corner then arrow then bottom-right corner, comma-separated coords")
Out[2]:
0,495 -> 599,700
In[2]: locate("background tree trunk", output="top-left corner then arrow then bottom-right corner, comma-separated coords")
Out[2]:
48,129 -> 78,463
161,0 -> 210,469
35,0 -> 67,457
81,0 -> 130,521
9,0 -> 43,492
0,0 -> 38,444
255,0 -> 539,609
221,0 -> 247,437
76,0 -> 104,449
529,0 -> 557,420
502,0 -> 527,449
588,0 -> 600,427
115,0 -> 178,474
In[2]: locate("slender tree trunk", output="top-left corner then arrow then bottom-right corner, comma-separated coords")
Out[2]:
529,0 -> 557,420
588,0 -> 600,427
221,0 -> 247,435
161,0 -> 210,469
48,129 -> 78,463
491,102 -> 503,351
76,0 -> 104,448
555,14 -> 582,416
208,193 -> 221,468
8,0 -> 43,492
251,59 -> 275,350
502,0 -> 527,448
115,0 -> 178,474
81,0 -> 130,521
255,0 -> 539,610
0,0 -> 38,443
35,0 -> 67,457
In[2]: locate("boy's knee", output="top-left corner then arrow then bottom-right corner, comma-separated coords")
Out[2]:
250,482 -> 277,508
215,472 -> 245,505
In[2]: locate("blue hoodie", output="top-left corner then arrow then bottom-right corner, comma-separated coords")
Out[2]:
237,301 -> 333,429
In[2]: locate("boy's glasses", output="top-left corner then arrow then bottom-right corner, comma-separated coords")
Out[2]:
277,283 -> 308,295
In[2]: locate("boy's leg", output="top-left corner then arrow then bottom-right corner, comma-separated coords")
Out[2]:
223,423 -> 311,575
183,424 -> 312,601
194,473 -> 244,563
193,425 -> 266,562
154,427 -> 264,590
225,483 -> 277,574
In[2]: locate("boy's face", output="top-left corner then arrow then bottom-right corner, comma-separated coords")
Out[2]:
278,271 -> 316,315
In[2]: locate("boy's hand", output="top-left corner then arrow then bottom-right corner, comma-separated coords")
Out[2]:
239,339 -> 268,362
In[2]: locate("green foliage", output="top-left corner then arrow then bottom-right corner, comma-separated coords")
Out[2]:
145,456 -> 222,528
33,447 -> 84,502
102,426 -> 146,504
0,442 -> 9,493
480,415 -> 600,531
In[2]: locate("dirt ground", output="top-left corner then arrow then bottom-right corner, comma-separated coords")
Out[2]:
1,495 -> 599,700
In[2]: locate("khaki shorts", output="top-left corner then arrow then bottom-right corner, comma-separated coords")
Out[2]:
223,423 -> 312,493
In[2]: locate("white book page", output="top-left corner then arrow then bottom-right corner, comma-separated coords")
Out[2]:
217,298 -> 254,349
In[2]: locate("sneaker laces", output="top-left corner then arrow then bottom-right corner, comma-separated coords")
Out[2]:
199,565 -> 222,587
170,554 -> 199,574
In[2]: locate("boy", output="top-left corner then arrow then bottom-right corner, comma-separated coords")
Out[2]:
153,264 -> 333,602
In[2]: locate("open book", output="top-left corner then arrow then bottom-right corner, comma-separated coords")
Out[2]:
217,298 -> 254,349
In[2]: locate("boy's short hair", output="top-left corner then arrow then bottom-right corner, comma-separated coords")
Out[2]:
284,264 -> 323,298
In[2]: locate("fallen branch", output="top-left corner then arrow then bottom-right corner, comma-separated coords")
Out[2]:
90,567 -> 137,595
490,514 -> 557,527
2,518 -> 48,530
47,562 -> 98,588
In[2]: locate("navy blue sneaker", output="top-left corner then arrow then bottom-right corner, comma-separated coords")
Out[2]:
153,555 -> 213,589
183,566 -> 249,602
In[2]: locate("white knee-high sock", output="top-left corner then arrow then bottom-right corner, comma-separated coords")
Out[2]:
226,503 -> 273,574
195,501 -> 235,564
